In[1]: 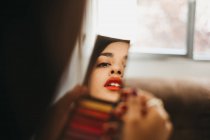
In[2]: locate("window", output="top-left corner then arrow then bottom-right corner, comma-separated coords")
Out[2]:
134,0 -> 188,55
97,0 -> 137,40
95,0 -> 210,60
193,0 -> 210,60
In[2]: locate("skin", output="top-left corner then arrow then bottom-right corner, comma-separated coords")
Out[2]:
88,42 -> 129,102
121,89 -> 173,140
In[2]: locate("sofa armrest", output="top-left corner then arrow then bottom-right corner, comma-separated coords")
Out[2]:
125,78 -> 210,140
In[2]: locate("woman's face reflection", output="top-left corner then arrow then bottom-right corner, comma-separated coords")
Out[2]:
88,42 -> 129,102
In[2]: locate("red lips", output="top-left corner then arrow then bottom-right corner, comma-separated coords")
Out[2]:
104,77 -> 122,91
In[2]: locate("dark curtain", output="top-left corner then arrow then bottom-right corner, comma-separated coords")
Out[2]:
0,0 -> 86,139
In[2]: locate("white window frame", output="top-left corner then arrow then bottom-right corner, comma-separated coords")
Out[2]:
91,0 -> 210,61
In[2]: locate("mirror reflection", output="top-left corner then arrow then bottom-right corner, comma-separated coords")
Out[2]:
84,35 -> 130,102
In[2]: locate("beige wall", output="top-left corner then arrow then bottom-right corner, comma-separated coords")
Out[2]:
125,54 -> 210,79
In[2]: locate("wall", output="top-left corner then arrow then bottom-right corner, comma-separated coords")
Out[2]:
125,53 -> 210,79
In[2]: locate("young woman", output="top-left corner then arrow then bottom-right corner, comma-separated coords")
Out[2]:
36,35 -> 172,140
83,35 -> 172,140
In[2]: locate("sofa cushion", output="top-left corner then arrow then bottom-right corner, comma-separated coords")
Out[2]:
125,78 -> 210,140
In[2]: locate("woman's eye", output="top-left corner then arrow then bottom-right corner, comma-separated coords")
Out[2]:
96,62 -> 111,68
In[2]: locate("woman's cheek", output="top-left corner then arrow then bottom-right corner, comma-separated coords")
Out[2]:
92,70 -> 104,87
91,68 -> 109,90
89,70 -> 104,98
97,69 -> 108,83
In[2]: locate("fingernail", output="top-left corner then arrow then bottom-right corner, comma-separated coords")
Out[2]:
114,105 -> 127,118
121,93 -> 128,101
132,89 -> 137,96
121,105 -> 127,111
121,90 -> 130,101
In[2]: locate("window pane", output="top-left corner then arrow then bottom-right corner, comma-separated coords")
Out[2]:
97,0 -> 137,40
193,0 -> 210,60
133,0 -> 188,54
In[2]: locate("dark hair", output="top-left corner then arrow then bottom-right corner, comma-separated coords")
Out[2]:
83,35 -> 130,85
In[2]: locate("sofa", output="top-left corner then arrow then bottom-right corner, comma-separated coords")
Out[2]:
126,78 -> 210,140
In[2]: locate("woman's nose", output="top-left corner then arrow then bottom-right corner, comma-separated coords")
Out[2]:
110,65 -> 122,76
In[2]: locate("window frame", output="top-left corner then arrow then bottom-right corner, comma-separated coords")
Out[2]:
90,0 -> 210,61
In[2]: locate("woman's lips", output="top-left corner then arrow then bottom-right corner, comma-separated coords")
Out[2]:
104,77 -> 122,91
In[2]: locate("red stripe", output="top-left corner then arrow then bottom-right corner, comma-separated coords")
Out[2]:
70,121 -> 104,136
71,115 -> 104,128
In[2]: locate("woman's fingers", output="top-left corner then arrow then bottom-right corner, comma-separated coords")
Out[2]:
37,85 -> 89,140
113,102 -> 127,118
123,94 -> 148,124
147,98 -> 169,120
145,98 -> 173,140
121,88 -> 173,140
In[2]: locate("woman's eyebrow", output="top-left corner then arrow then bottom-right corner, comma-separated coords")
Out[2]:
100,52 -> 113,57
100,53 -> 128,60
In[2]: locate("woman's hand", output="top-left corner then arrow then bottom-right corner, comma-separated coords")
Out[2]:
119,89 -> 173,140
36,85 -> 88,140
